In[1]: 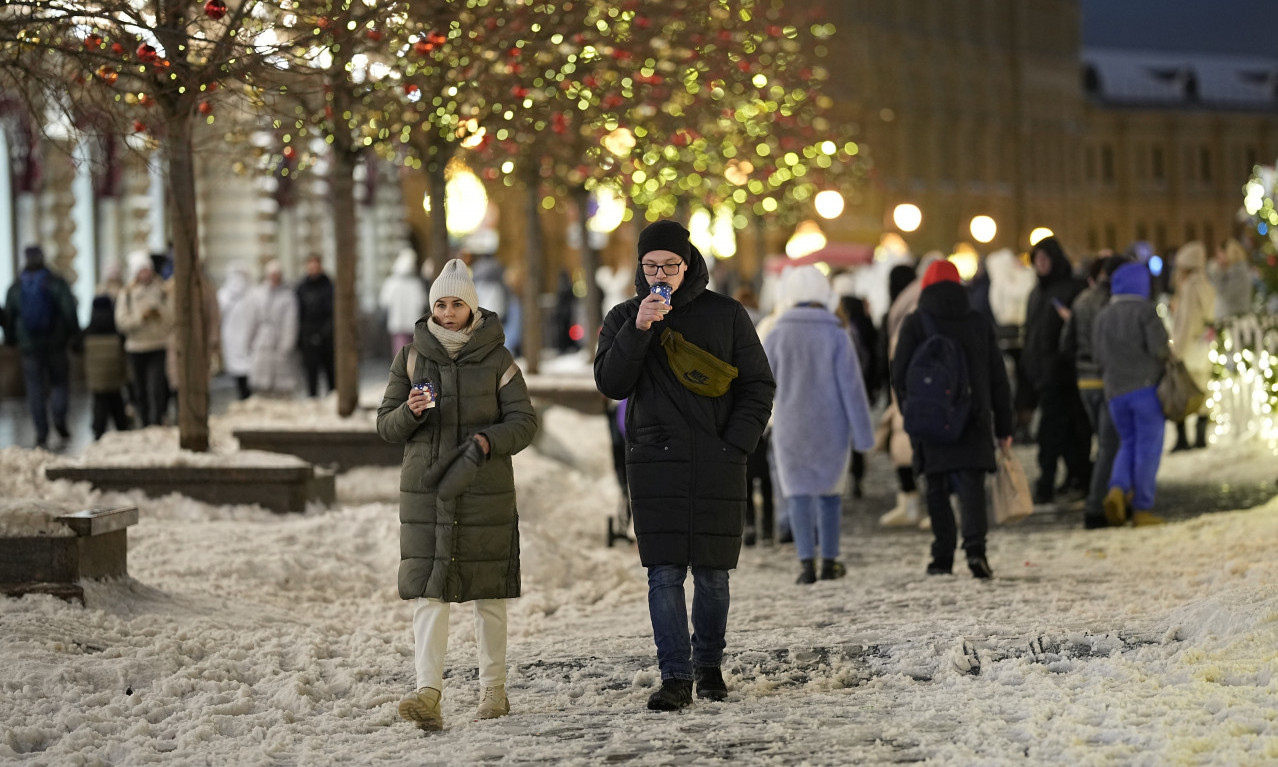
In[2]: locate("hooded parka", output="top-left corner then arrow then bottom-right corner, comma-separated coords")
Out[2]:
377,308 -> 537,602
594,247 -> 774,570
892,281 -> 1015,475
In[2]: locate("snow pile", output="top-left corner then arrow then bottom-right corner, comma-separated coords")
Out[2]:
0,403 -> 1275,765
0,499 -> 76,538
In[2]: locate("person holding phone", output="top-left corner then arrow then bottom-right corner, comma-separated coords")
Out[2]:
378,258 -> 537,731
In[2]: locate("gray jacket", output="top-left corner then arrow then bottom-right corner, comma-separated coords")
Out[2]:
1093,295 -> 1169,399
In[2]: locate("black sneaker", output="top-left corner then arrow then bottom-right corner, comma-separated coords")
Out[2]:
926,561 -> 952,576
693,667 -> 728,701
1082,514 -> 1108,530
967,555 -> 993,579
819,559 -> 846,580
795,559 -> 816,585
646,678 -> 693,711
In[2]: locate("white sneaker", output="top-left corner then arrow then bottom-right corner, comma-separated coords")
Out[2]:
398,687 -> 443,730
477,684 -> 510,719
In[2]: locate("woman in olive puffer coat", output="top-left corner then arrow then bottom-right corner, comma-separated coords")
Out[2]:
377,258 -> 537,731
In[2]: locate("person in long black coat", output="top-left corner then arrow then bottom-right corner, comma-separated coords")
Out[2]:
295,255 -> 335,397
1021,237 -> 1091,503
594,220 -> 774,712
892,260 -> 1014,578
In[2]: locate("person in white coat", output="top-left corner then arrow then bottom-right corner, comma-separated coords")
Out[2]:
380,248 -> 428,356
244,260 -> 300,396
218,264 -> 255,399
115,251 -> 172,426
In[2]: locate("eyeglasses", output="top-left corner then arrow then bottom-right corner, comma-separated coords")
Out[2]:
641,262 -> 683,276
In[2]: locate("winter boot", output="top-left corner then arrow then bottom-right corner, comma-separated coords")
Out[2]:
879,491 -> 921,527
819,559 -> 846,580
1171,421 -> 1191,452
476,684 -> 510,719
1193,417 -> 1209,449
398,687 -> 443,731
694,667 -> 728,701
967,554 -> 994,579
926,560 -> 952,575
796,559 -> 817,585
1131,510 -> 1166,526
647,678 -> 693,711
1102,487 -> 1128,527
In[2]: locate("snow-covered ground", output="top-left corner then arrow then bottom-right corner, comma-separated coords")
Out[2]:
2,375 -> 1277,765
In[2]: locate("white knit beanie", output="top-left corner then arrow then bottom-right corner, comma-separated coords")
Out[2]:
781,265 -> 835,310
429,258 -> 480,314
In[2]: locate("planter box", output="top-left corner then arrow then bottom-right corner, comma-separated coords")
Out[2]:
0,506 -> 138,603
233,429 -> 402,472
524,375 -> 604,414
45,465 -> 335,514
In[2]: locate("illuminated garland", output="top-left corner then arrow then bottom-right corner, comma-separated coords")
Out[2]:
1208,313 -> 1278,444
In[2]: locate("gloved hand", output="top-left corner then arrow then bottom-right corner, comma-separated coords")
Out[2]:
437,438 -> 487,501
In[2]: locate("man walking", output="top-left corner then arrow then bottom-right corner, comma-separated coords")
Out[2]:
3,245 -> 80,449
594,220 -> 774,710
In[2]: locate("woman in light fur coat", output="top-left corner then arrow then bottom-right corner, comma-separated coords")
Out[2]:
764,266 -> 875,584
1169,241 -> 1217,451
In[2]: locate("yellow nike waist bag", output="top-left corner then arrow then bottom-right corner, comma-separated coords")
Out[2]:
659,328 -> 739,398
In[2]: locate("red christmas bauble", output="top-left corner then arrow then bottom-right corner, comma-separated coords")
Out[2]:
282,146 -> 297,160
203,0 -> 228,20
84,34 -> 103,50
414,40 -> 433,56
111,42 -> 125,55
404,83 -> 419,95
137,44 -> 158,63
96,66 -> 118,85
132,120 -> 146,133
197,101 -> 213,115
366,29 -> 383,43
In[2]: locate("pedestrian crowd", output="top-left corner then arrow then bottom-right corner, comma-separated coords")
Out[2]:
2,223 -> 1259,729
1,247 -> 341,448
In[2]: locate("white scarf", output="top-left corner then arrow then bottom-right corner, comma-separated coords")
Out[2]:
427,314 -> 483,359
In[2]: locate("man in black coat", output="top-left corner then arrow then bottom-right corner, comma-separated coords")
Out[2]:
594,220 -> 774,711
295,255 -> 335,398
1021,237 -> 1091,504
893,260 -> 1015,578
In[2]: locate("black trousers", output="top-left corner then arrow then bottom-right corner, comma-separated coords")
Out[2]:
300,342 -> 335,398
924,469 -> 989,566
92,390 -> 131,439
745,435 -> 774,538
128,349 -> 170,427
1035,379 -> 1092,495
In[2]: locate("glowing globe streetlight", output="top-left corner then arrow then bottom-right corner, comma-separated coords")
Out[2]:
970,215 -> 997,244
893,203 -> 922,233
814,190 -> 845,219
1029,227 -> 1054,247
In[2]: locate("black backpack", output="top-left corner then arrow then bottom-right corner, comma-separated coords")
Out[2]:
902,309 -> 972,444
19,269 -> 55,336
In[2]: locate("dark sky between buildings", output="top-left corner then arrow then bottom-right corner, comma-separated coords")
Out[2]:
1081,0 -> 1275,57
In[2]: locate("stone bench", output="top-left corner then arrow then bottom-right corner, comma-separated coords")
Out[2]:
233,429 -> 402,472
0,506 -> 139,603
45,465 -> 335,514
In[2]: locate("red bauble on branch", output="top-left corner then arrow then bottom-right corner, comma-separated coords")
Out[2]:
366,29 -> 383,43
137,44 -> 159,64
83,34 -> 103,50
203,0 -> 228,20
197,101 -> 213,115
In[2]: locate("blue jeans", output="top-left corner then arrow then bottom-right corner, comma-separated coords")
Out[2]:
1108,386 -> 1164,511
646,565 -> 730,681
786,494 -> 842,561
21,349 -> 70,444
1080,386 -> 1119,518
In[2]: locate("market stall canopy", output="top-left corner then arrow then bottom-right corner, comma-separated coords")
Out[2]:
765,242 -> 875,273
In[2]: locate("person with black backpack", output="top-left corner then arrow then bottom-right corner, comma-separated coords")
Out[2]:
2,245 -> 80,449
892,260 -> 1014,578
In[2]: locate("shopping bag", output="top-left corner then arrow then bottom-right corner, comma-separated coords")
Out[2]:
992,444 -> 1033,524
1156,356 -> 1206,421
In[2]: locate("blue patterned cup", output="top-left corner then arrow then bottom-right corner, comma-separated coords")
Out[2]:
650,283 -> 673,304
412,380 -> 437,407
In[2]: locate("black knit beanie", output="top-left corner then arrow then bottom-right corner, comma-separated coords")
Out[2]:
637,220 -> 691,262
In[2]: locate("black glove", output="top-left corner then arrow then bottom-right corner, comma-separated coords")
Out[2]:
436,438 -> 487,502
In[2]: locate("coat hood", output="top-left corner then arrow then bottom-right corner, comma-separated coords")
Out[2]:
1033,237 -> 1073,284
632,241 -> 710,308
1110,262 -> 1150,299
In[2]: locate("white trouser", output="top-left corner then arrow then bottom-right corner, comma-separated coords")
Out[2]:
412,597 -> 508,691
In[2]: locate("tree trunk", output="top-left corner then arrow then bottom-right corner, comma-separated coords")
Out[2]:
165,111 -> 210,452
425,141 -> 453,277
573,185 -> 602,356
522,164 -> 545,374
329,137 -> 360,418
